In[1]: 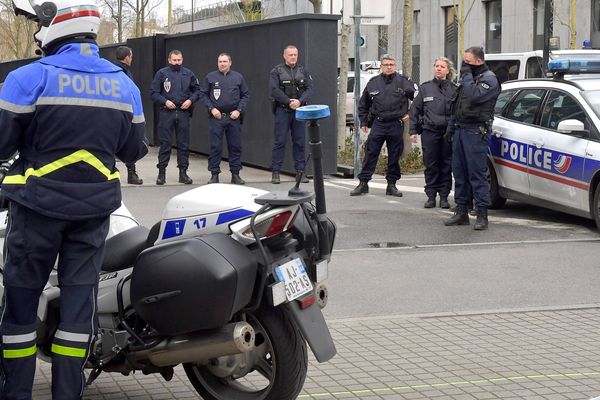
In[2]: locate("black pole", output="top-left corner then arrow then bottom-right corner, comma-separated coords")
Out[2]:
542,0 -> 552,74
307,120 -> 331,259
308,120 -> 326,216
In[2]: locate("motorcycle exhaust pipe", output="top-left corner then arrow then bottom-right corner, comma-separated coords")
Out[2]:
134,322 -> 255,367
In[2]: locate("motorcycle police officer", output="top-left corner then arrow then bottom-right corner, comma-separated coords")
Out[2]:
444,46 -> 500,230
199,53 -> 250,185
409,57 -> 458,209
269,45 -> 313,184
0,0 -> 148,397
116,45 -> 143,185
351,54 -> 417,197
151,50 -> 201,185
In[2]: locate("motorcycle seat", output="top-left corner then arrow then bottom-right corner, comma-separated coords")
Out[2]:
102,225 -> 152,272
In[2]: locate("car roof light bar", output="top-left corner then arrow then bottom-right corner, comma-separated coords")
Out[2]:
548,59 -> 600,76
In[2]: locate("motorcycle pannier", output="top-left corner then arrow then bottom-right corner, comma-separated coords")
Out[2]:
131,233 -> 257,335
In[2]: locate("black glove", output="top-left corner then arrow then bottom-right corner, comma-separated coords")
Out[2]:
460,61 -> 472,76
443,131 -> 453,144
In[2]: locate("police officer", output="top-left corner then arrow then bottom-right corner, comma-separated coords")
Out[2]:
269,45 -> 313,184
0,0 -> 148,397
151,50 -> 200,185
350,54 -> 417,197
199,53 -> 249,185
409,57 -> 458,209
116,45 -> 143,185
444,46 -> 500,230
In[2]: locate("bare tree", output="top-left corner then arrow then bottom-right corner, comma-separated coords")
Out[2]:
308,0 -> 322,14
554,0 -> 577,49
0,0 -> 37,62
337,23 -> 351,152
102,0 -> 128,42
402,0 -> 412,77
124,0 -> 164,37
453,0 -> 476,56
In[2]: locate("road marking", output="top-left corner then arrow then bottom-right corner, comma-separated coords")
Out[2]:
298,371 -> 600,398
333,237 -> 600,253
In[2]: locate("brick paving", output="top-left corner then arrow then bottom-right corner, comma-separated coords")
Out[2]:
29,306 -> 600,399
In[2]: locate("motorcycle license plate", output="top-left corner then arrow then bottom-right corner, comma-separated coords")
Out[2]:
275,258 -> 313,302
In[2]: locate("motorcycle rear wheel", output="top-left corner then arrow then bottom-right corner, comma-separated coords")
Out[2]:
183,306 -> 308,400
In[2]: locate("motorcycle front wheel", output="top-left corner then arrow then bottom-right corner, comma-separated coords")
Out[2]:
183,306 -> 308,400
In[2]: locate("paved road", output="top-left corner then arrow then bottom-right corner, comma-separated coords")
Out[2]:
30,148 -> 600,399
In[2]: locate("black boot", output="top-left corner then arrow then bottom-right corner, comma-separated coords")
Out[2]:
156,167 -> 166,185
350,181 -> 369,196
179,168 -> 193,184
439,196 -> 450,209
444,205 -> 470,226
296,170 -> 309,183
231,173 -> 245,185
385,183 -> 403,197
474,208 -> 489,231
127,166 -> 143,185
208,173 -> 219,184
424,196 -> 436,208
271,171 -> 280,184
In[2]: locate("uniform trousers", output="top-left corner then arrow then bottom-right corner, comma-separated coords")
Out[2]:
208,116 -> 242,174
0,202 -> 109,400
157,109 -> 191,169
271,107 -> 306,172
358,120 -> 404,183
452,125 -> 491,209
421,128 -> 453,198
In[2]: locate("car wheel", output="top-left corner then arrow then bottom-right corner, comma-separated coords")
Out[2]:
487,161 -> 506,209
592,181 -> 600,231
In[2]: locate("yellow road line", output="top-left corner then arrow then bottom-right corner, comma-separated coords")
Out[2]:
298,371 -> 600,398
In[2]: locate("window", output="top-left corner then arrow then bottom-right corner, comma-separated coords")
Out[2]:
540,90 -> 587,131
525,57 -> 544,79
485,0 -> 502,53
505,89 -> 546,124
487,60 -> 520,84
444,6 -> 458,67
495,89 -> 518,116
593,0 -> 600,48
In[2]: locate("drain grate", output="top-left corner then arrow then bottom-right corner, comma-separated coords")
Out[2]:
367,242 -> 406,248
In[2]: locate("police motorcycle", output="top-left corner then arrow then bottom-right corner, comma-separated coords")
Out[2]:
0,105 -> 336,400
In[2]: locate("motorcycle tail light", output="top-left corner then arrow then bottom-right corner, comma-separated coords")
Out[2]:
242,207 -> 299,240
298,294 -> 315,310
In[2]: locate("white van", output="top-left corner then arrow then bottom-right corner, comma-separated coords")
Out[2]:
343,69 -> 378,125
486,49 -> 600,83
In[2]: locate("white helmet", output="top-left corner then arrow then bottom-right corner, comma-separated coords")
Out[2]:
12,0 -> 100,51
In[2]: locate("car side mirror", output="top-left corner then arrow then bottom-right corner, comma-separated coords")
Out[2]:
557,119 -> 588,137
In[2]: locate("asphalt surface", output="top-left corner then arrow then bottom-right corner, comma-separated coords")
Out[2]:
30,147 -> 600,399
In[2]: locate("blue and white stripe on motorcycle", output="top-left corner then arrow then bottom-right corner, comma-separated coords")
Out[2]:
161,208 -> 254,240
162,219 -> 187,239
216,209 -> 254,225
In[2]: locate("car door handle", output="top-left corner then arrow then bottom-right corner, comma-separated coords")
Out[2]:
586,151 -> 594,157
493,130 -> 503,138
533,140 -> 544,148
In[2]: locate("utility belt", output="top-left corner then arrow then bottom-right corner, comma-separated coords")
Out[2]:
374,116 -> 403,123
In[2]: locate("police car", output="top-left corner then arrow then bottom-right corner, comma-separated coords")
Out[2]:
488,58 -> 600,229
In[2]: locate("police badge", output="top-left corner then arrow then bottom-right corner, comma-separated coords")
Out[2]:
163,78 -> 171,93
213,82 -> 220,100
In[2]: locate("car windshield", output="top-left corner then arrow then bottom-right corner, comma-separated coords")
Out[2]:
582,90 -> 600,119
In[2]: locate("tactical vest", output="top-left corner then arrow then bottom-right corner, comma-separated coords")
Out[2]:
277,64 -> 308,100
455,70 -> 497,123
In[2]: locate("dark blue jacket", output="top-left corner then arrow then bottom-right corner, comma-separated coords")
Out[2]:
199,69 -> 249,113
358,72 -> 417,127
0,42 -> 148,220
450,64 -> 500,125
151,66 -> 201,109
409,78 -> 458,134
269,63 -> 313,108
